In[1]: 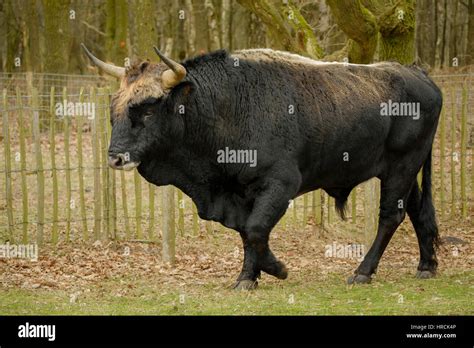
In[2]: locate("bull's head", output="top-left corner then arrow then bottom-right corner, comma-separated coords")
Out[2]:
81,44 -> 187,171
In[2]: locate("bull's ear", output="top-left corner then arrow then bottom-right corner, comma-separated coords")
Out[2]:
139,60 -> 150,73
168,81 -> 195,115
172,81 -> 195,99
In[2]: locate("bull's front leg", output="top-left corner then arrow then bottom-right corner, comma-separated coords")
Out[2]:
234,172 -> 300,290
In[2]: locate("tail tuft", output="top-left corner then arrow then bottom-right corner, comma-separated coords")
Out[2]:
420,149 -> 440,247
335,198 -> 348,220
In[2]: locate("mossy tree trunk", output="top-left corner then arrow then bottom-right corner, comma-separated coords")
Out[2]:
415,0 -> 436,66
466,0 -> 474,65
176,0 -> 187,60
4,1 -> 24,71
221,0 -> 232,50
378,0 -> 415,64
114,0 -> 128,64
133,0 -> 157,59
184,0 -> 196,55
205,0 -> 221,50
42,0 -> 70,73
237,0 -> 324,59
105,0 -> 128,65
329,0 -> 416,64
105,0 -> 117,60
327,0 -> 378,63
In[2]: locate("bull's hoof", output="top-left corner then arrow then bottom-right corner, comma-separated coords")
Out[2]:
275,263 -> 288,280
416,270 -> 436,279
233,279 -> 258,291
347,274 -> 372,285
262,261 -> 288,280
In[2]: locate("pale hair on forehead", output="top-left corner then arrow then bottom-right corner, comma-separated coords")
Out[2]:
81,44 -> 187,119
112,62 -> 170,118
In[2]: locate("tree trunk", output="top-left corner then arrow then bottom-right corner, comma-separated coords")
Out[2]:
5,0 -> 23,71
221,0 -> 231,49
450,0 -> 458,64
185,0 -> 196,55
378,0 -> 416,64
327,0 -> 378,63
416,0 -> 436,66
435,0 -> 447,67
237,0 -> 324,58
133,0 -> 157,59
105,0 -> 116,60
175,0 -> 187,60
193,0 -> 210,53
115,0 -> 128,64
42,0 -> 70,73
205,0 -> 221,50
467,0 -> 474,65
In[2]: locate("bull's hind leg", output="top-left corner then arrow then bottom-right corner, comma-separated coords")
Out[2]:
407,181 -> 438,279
348,176 -> 415,284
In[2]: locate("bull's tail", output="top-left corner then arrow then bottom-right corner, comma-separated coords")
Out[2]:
420,149 -> 440,247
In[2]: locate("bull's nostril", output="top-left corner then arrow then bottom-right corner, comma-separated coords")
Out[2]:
108,155 -> 123,168
117,153 -> 127,162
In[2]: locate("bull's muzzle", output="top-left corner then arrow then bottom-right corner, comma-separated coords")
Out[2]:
108,153 -> 140,171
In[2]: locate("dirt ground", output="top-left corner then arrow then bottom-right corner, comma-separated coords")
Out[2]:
1,215 -> 472,293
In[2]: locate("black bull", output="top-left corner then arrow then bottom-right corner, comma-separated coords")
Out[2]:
87,49 -> 443,289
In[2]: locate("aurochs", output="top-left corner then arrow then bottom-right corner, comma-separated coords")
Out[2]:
83,44 -> 442,289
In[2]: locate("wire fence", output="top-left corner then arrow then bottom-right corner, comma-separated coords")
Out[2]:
0,72 -> 473,257
0,72 -> 108,96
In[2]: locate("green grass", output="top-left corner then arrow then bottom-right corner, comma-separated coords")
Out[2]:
1,270 -> 472,315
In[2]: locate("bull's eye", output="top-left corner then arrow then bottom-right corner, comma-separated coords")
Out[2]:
144,113 -> 153,121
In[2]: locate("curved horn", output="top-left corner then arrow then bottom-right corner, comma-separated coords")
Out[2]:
153,46 -> 186,88
81,43 -> 125,78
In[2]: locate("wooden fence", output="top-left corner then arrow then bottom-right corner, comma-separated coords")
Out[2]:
0,72 -> 473,262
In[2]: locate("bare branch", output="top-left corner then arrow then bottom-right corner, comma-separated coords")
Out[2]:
81,20 -> 106,37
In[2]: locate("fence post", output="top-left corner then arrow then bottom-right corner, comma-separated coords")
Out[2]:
302,193 -> 308,227
91,87 -> 102,240
48,86 -> 58,244
16,87 -> 29,243
439,106 -> 446,219
76,87 -> 89,240
205,220 -> 213,236
120,171 -> 131,239
364,179 -> 377,247
105,89 -> 116,239
450,87 -> 456,217
97,88 -> 110,240
292,197 -> 297,226
192,201 -> 199,236
313,190 -> 321,225
134,171 -> 142,239
177,189 -> 185,235
460,84 -> 467,218
2,89 -> 14,242
62,87 -> 72,241
320,191 -> 325,229
32,88 -> 44,246
328,196 -> 334,224
351,187 -> 357,224
162,185 -> 176,264
417,170 -> 422,188
148,183 -> 156,240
